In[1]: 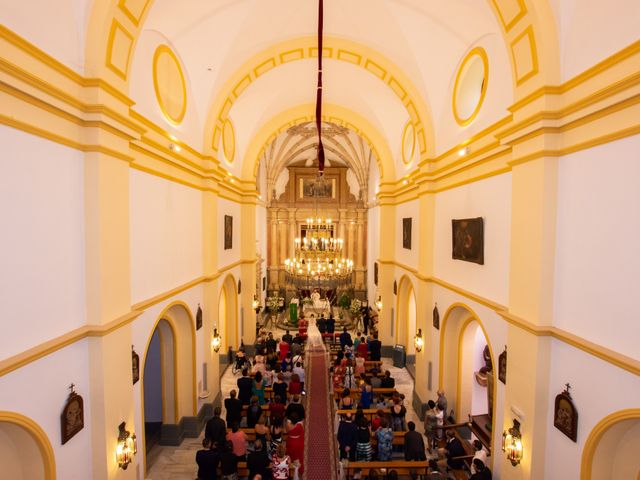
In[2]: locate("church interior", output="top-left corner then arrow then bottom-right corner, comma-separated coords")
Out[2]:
0,0 -> 639,479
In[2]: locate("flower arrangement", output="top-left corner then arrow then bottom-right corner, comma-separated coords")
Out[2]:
349,298 -> 362,318
267,296 -> 282,313
301,296 -> 313,306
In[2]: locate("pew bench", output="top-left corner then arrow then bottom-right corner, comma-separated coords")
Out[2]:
342,460 -> 429,479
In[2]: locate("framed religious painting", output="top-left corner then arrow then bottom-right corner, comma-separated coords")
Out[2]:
374,262 -> 379,286
432,304 -> 440,330
554,384 -> 578,442
196,304 -> 203,330
498,346 -> 507,384
452,217 -> 484,265
224,215 -> 233,250
61,385 -> 84,444
402,218 -> 412,249
132,347 -> 140,385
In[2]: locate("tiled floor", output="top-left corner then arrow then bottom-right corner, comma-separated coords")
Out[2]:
144,320 -> 425,479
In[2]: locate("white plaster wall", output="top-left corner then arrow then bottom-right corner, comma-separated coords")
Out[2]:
549,0 -> 640,81
435,33 -> 513,156
0,126 -> 86,359
543,338 -> 640,479
433,173 -> 512,305
395,199 -> 420,268
129,30 -> 203,149
217,198 -> 242,266
0,340 -> 94,479
129,169 -> 203,304
0,0 -> 91,73
553,135 -> 640,360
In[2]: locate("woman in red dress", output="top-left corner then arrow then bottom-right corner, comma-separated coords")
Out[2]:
285,414 -> 305,475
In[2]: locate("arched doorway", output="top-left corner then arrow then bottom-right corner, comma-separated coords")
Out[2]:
439,303 -> 496,459
141,302 -> 196,472
0,412 -> 56,480
581,409 -> 640,479
220,275 -> 238,351
396,276 -> 417,354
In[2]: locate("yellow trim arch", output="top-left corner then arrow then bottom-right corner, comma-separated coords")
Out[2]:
243,103 -> 395,180
581,409 -> 640,480
438,302 -> 497,467
0,411 -> 56,480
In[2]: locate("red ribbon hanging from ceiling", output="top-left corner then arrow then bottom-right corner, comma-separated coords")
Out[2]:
316,0 -> 325,174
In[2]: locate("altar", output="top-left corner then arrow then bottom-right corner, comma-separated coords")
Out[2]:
302,291 -> 331,317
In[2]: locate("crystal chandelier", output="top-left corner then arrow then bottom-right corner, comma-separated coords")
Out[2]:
284,202 -> 354,289
283,0 -> 353,290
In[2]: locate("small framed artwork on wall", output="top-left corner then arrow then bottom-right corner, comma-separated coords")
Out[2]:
402,218 -> 412,249
224,215 -> 233,250
452,217 -> 484,264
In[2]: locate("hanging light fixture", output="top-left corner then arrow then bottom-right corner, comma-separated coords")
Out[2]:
116,422 -> 137,469
283,0 -> 354,292
211,327 -> 222,352
414,328 -> 424,352
502,419 -> 523,466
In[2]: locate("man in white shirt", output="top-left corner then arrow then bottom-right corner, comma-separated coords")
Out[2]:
293,362 -> 305,392
470,440 -> 487,474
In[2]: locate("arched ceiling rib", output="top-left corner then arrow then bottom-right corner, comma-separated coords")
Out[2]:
261,121 -> 375,202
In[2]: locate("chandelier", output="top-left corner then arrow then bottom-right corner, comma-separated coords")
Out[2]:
283,0 -> 353,290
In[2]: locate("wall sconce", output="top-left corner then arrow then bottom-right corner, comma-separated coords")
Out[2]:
116,422 -> 137,469
502,419 -> 523,466
375,296 -> 383,310
252,294 -> 261,314
414,328 -> 424,352
212,327 -> 222,352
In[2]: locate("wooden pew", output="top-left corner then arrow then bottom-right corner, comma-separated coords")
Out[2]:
333,387 -> 398,402
335,409 -> 390,423
342,460 -> 428,479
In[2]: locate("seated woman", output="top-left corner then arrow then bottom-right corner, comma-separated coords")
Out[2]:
360,383 -> 374,409
339,388 -> 354,410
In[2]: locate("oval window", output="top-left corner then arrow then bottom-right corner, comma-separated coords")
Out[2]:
453,47 -> 488,126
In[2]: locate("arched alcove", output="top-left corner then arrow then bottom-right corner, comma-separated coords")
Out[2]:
0,412 -> 55,480
581,409 -> 640,480
220,275 -> 239,351
396,276 -> 417,354
141,302 -> 196,471
439,303 -> 496,460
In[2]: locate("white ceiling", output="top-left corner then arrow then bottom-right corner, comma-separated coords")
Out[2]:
141,0 -> 507,178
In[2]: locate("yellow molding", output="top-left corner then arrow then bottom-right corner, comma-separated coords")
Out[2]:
0,310 -> 142,378
401,121 -> 416,165
0,260 -> 258,379
378,259 -> 640,376
509,40 -> 640,113
491,0 -> 527,32
0,24 -> 134,106
0,411 -> 57,480
105,19 -> 134,81
118,0 -> 152,27
511,25 -> 539,86
580,409 -> 640,480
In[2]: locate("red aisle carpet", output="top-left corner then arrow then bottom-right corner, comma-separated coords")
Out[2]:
304,333 -> 336,480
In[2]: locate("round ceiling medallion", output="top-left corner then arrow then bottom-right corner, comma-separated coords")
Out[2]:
453,47 -> 488,126
222,119 -> 236,164
401,121 -> 416,165
153,45 -> 187,125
